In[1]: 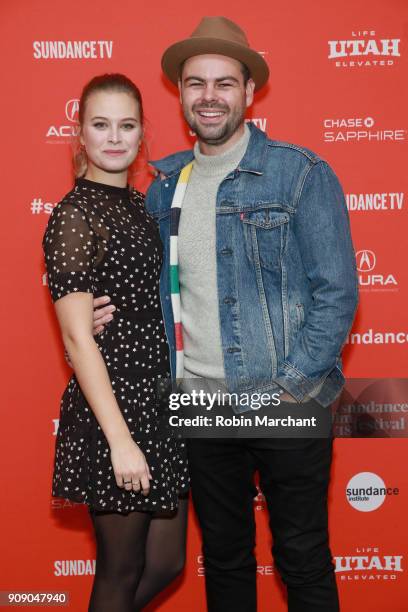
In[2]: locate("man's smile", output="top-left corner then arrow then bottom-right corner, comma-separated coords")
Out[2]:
194,107 -> 228,124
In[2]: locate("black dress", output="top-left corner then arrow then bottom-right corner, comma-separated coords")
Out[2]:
43,178 -> 189,513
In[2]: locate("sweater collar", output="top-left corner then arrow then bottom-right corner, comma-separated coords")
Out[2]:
191,124 -> 251,177
150,122 -> 267,178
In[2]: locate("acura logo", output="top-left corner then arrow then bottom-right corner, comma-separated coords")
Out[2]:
65,99 -> 79,123
356,250 -> 376,272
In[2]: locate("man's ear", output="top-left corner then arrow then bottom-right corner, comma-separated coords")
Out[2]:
245,78 -> 255,109
178,79 -> 182,104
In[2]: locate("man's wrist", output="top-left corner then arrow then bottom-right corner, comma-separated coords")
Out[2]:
276,388 -> 298,403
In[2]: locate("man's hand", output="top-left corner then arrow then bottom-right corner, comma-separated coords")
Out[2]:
280,392 -> 297,403
93,295 -> 116,334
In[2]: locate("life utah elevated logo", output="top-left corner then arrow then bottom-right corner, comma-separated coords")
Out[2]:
328,30 -> 401,68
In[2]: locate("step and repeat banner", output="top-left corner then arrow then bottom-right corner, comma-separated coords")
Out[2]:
1,0 -> 407,610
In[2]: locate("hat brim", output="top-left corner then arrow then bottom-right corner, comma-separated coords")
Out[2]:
161,37 -> 269,92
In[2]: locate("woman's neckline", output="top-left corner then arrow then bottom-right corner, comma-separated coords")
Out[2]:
76,176 -> 130,196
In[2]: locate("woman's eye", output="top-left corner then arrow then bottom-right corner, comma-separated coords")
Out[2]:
122,123 -> 136,130
93,122 -> 107,129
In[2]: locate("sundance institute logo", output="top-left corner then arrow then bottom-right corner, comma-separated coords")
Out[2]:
346,472 -> 399,512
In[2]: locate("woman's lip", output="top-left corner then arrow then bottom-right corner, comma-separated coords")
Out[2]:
103,150 -> 126,155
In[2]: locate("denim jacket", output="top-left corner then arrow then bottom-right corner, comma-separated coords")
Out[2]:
145,123 -> 358,408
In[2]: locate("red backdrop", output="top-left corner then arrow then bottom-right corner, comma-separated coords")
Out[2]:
1,0 -> 407,610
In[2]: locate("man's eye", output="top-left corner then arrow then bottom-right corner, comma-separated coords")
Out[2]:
218,83 -> 233,88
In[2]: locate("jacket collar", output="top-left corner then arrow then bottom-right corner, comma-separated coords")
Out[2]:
237,122 -> 267,174
150,122 -> 267,178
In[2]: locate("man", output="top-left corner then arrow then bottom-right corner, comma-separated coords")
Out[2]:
94,16 -> 358,611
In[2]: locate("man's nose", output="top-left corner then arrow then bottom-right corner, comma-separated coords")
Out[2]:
201,84 -> 218,102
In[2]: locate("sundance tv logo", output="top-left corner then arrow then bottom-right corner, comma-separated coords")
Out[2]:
356,249 -> 398,292
33,40 -> 113,59
346,192 -> 404,212
323,116 -> 406,143
347,329 -> 408,345
46,98 -> 80,142
334,547 -> 403,581
328,30 -> 400,68
54,559 -> 96,576
247,118 -> 267,132
346,472 -> 399,512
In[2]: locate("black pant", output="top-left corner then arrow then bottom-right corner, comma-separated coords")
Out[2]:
187,436 -> 339,612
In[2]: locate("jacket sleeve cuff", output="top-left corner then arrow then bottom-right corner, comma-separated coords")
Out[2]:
274,361 -> 323,402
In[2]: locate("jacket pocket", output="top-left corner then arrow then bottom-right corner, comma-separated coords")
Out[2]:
241,209 -> 289,272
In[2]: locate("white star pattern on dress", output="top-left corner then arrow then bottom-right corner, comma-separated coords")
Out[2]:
43,178 -> 189,513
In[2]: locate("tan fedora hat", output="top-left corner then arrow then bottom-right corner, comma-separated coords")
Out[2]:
161,16 -> 269,92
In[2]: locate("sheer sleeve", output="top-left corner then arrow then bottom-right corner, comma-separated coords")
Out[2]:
43,202 -> 98,302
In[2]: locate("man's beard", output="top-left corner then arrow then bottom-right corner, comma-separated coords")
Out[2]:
184,102 -> 246,147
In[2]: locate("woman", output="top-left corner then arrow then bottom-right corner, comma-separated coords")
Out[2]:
43,73 -> 189,612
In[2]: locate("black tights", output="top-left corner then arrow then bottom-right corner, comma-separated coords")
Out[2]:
88,497 -> 188,611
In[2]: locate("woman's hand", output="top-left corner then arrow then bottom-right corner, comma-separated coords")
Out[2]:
110,437 -> 153,496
